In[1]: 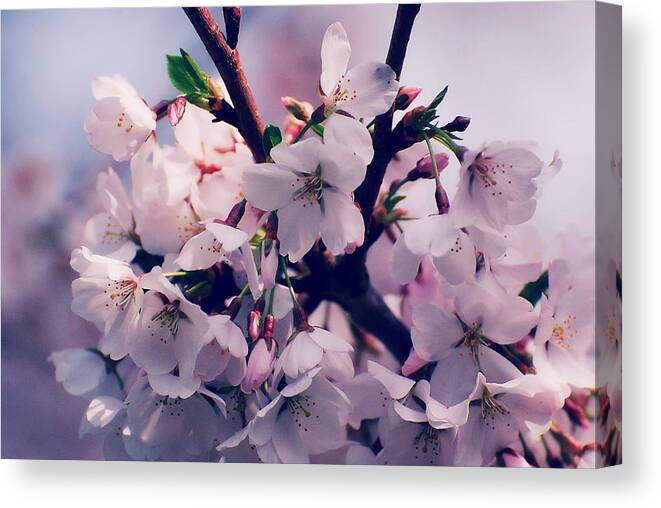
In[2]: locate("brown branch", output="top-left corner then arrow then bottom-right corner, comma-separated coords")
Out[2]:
350,3 -> 420,268
183,7 -> 266,162
185,4 -> 421,365
223,7 -> 241,49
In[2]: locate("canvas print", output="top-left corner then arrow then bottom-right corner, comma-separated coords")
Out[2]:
1,2 -> 621,467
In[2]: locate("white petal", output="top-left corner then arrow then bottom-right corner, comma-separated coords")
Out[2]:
175,229 -> 222,271
318,143 -> 366,192
432,230 -> 476,285
277,199 -> 322,262
391,234 -> 424,284
309,328 -> 353,352
336,62 -> 398,118
367,361 -> 414,400
411,304 -> 464,361
320,22 -> 351,97
242,163 -> 297,211
270,137 -> 321,174
323,114 -> 374,165
319,189 -> 364,256
84,396 -> 125,430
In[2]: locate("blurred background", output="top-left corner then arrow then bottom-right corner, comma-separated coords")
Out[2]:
1,2 -> 594,459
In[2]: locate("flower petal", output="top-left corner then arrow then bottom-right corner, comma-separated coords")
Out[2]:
337,62 -> 398,118
277,198 -> 322,262
323,114 -> 374,165
242,163 -> 297,211
319,189 -> 364,256
320,22 -> 351,97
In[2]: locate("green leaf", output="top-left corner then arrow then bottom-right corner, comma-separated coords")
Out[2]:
519,270 -> 549,305
180,49 -> 210,92
427,85 -> 449,110
262,125 -> 283,157
166,49 -> 212,96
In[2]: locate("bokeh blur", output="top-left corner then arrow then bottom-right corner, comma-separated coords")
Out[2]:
1,2 -> 594,459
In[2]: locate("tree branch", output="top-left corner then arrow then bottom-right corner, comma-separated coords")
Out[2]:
350,3 -> 420,268
183,7 -> 266,162
185,5 -> 421,365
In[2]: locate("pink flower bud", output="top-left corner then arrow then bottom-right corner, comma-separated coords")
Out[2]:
248,310 -> 262,341
262,314 -> 275,340
261,244 -> 279,290
167,96 -> 187,126
395,86 -> 422,111
435,184 -> 450,215
225,199 -> 246,228
281,96 -> 312,123
441,115 -> 470,133
241,338 -> 277,392
418,152 -> 450,177
401,348 -> 429,376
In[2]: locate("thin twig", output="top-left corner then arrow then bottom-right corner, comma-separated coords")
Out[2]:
183,7 -> 266,162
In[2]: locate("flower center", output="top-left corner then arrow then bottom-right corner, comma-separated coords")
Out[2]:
292,174 -> 324,205
116,112 -> 134,134
551,313 -> 577,349
155,396 -> 184,417
480,388 -> 511,425
151,300 -> 181,337
413,425 -> 443,463
105,278 -> 137,311
285,395 -> 318,433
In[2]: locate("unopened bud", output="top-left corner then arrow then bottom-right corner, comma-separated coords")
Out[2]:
167,96 -> 187,126
441,115 -> 470,133
261,244 -> 279,290
435,184 -> 450,215
265,213 -> 278,240
281,96 -> 312,123
225,199 -> 246,228
402,106 -> 426,141
241,337 -> 277,393
401,348 -> 428,376
407,153 -> 450,181
293,306 -> 312,332
248,310 -> 262,341
395,86 -> 422,111
262,314 -> 275,341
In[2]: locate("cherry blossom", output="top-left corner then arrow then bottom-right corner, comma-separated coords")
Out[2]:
128,267 -> 209,397
534,259 -> 595,394
84,167 -> 137,262
392,213 -> 476,285
243,135 -> 366,261
70,247 -> 142,360
220,369 -> 351,463
410,279 -> 537,405
454,373 -> 559,466
84,75 -> 156,161
278,326 -> 353,380
453,142 -> 544,231
320,22 -> 398,119
49,348 -> 113,398
175,221 -> 249,271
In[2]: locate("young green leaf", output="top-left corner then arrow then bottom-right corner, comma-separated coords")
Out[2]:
427,85 -> 449,111
166,49 -> 212,97
262,125 -> 283,157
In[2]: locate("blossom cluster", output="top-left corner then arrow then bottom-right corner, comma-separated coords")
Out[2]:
52,20 -> 621,466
